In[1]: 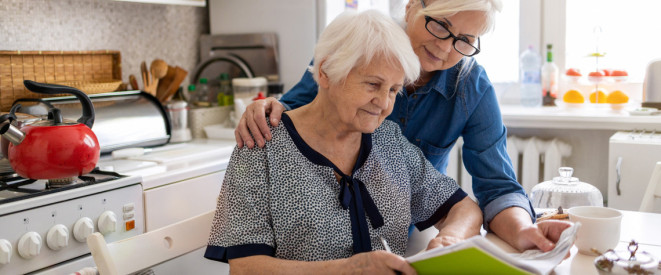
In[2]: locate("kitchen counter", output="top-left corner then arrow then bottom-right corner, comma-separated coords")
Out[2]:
500,105 -> 661,131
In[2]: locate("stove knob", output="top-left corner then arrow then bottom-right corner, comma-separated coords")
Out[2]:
73,217 -> 95,242
46,224 -> 69,250
0,239 -> 12,265
17,232 -> 42,259
98,211 -> 118,235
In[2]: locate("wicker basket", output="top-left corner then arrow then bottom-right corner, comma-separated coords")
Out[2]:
0,50 -> 122,111
50,79 -> 123,94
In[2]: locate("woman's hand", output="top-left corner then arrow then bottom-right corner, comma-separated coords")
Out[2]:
515,220 -> 573,254
235,97 -> 286,148
426,235 -> 463,250
344,251 -> 417,275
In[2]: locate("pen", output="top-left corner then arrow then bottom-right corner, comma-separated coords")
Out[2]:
380,236 -> 392,253
380,237 -> 403,275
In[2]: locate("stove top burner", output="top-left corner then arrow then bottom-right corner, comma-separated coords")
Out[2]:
0,169 -> 124,205
47,177 -> 77,188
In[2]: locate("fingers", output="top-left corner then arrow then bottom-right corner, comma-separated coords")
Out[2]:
251,102 -> 272,143
235,115 -> 255,149
268,99 -> 286,127
521,226 -> 555,252
538,220 -> 573,243
383,253 -> 417,275
426,238 -> 443,251
234,126 -> 244,148
235,98 -> 284,148
245,108 -> 267,148
426,235 -> 462,250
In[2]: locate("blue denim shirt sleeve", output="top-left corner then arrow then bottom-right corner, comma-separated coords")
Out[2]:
459,69 -> 535,230
280,63 -> 318,111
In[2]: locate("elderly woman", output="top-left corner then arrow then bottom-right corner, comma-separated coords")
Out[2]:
204,10 -> 482,274
235,0 -> 572,253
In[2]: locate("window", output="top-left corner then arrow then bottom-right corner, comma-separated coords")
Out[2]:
475,0 -> 520,83
565,0 -> 661,83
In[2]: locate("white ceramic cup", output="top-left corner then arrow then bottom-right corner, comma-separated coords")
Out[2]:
568,206 -> 622,255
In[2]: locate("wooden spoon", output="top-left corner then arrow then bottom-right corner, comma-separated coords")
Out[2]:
140,61 -> 149,90
156,65 -> 176,100
161,66 -> 188,103
149,59 -> 168,96
128,74 -> 139,90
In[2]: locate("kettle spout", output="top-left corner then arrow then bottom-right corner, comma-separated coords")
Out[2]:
0,120 -> 25,145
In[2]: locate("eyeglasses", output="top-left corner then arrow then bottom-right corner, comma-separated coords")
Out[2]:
420,0 -> 481,57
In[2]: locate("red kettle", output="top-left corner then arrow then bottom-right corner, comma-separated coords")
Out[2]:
0,80 -> 100,180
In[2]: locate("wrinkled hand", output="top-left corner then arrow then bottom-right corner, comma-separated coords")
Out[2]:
345,251 -> 417,275
234,97 -> 286,148
426,235 -> 463,250
515,220 -> 573,255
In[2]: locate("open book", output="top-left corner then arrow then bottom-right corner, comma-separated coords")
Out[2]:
406,223 -> 580,275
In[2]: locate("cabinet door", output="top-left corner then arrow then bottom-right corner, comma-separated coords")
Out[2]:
608,142 -> 661,212
143,171 -> 225,231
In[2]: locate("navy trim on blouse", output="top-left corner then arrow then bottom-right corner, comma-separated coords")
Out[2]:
280,113 -> 383,254
414,189 -> 468,230
204,244 -> 275,263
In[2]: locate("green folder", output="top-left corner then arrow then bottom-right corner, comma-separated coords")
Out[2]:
410,247 -> 533,275
405,224 -> 579,275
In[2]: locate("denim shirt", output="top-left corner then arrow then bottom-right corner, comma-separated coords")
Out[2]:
280,60 -> 534,230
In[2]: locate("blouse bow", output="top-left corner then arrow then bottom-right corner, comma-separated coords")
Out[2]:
338,175 -> 384,253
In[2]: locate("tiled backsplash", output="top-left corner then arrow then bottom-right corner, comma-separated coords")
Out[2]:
0,0 -> 208,88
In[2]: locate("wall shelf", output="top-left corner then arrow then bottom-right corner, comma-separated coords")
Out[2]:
114,0 -> 205,7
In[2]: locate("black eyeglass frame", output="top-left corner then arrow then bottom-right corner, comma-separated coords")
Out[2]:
420,0 -> 481,57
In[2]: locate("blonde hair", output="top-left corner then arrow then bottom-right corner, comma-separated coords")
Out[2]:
309,10 -> 420,87
415,0 -> 502,35
410,0 -> 502,83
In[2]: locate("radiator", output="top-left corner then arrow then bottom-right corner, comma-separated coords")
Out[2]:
446,136 -> 572,199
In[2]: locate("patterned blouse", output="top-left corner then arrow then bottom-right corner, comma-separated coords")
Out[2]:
205,113 -> 466,263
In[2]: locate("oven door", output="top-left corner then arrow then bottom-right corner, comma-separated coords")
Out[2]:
30,255 -> 96,275
608,131 -> 661,212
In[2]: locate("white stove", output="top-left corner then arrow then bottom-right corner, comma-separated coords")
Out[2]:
0,138 -> 235,274
0,170 -> 145,274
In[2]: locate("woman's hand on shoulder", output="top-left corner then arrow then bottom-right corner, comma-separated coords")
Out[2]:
344,250 -> 417,275
235,97 -> 286,148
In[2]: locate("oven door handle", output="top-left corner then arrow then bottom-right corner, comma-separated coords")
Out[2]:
615,156 -> 622,196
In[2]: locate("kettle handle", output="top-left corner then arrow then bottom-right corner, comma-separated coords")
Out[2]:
23,80 -> 95,128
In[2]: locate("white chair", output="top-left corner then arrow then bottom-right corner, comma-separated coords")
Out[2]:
639,161 -> 661,213
87,211 -> 215,275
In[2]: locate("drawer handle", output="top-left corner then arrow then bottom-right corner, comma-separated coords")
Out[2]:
616,157 -> 622,196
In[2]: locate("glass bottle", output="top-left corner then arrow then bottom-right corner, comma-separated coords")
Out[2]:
196,78 -> 210,107
186,84 -> 196,105
217,73 -> 233,107
519,46 -> 542,107
542,44 -> 559,106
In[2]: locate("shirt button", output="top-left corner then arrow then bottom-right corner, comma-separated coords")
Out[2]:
412,94 -> 418,99
400,118 -> 405,124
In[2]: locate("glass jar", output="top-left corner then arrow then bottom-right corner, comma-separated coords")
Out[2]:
530,167 -> 604,209
231,77 -> 267,125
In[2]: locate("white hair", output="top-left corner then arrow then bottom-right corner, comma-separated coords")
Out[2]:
309,10 -> 420,87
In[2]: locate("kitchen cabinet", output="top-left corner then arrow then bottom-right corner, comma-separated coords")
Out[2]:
114,0 -> 205,7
